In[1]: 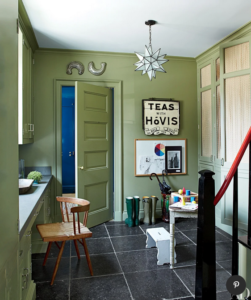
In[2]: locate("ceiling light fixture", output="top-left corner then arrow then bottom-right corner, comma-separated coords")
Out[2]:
134,20 -> 169,81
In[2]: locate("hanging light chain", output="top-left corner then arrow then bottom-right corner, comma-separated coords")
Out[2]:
149,25 -> 152,46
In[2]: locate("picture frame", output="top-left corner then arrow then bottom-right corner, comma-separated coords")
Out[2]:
142,98 -> 180,136
135,139 -> 186,176
165,146 -> 182,174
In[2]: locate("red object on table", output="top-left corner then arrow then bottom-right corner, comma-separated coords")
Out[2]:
182,187 -> 186,195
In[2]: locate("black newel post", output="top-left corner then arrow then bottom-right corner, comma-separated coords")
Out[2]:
195,170 -> 216,300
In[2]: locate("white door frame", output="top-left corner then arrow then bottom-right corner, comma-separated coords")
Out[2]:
54,78 -> 123,221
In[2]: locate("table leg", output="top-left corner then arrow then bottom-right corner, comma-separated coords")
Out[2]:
170,211 -> 175,269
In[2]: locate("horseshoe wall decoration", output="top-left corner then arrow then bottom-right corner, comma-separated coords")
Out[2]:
88,61 -> 107,76
66,61 -> 85,75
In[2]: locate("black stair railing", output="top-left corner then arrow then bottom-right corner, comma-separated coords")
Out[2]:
195,127 -> 251,300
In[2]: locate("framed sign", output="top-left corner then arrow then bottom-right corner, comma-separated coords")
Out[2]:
142,98 -> 180,135
165,146 -> 182,174
135,139 -> 186,176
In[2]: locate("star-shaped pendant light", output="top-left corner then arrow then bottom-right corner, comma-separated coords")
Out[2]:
134,20 -> 169,81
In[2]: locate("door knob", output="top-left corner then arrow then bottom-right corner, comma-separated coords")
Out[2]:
69,152 -> 71,156
79,166 -> 84,170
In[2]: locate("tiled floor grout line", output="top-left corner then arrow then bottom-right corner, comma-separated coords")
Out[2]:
216,261 -> 231,275
109,233 -> 145,238
215,229 -> 232,241
173,269 -> 194,298
104,223 -> 135,300
139,225 -> 146,234
162,296 -> 194,300
179,231 -> 197,246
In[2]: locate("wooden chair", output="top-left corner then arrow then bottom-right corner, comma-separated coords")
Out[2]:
36,197 -> 93,285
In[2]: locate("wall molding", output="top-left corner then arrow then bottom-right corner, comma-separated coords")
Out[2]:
35,48 -> 195,62
18,0 -> 38,52
196,21 -> 251,63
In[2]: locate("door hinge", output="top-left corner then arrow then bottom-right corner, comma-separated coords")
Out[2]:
17,19 -> 19,34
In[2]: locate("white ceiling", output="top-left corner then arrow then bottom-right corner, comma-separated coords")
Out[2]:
23,0 -> 251,57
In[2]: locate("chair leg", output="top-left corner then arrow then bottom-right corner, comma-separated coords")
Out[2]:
82,239 -> 93,276
74,240 -> 81,259
50,241 -> 66,285
43,242 -> 52,266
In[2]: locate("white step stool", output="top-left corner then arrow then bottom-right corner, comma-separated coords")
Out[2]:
146,227 -> 176,265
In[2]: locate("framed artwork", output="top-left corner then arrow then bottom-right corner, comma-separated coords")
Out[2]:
135,139 -> 186,176
165,146 -> 182,174
142,98 -> 180,136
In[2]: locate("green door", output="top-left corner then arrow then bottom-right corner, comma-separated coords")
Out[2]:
75,82 -> 113,227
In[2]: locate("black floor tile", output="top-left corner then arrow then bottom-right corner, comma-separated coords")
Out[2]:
175,218 -> 198,231
89,224 -> 108,238
139,219 -> 173,233
106,224 -> 144,237
217,260 -> 231,274
175,245 -> 197,267
32,241 -> 71,260
105,221 -> 125,226
216,241 -> 232,262
71,253 -> 122,278
32,257 -> 70,282
116,249 -> 169,273
217,291 -> 231,300
111,235 -> 147,252
70,274 -> 131,300
174,264 -> 230,295
175,232 -> 194,246
125,269 -> 191,300
36,280 -> 69,299
182,230 -> 231,245
216,227 -> 232,240
71,238 -> 113,256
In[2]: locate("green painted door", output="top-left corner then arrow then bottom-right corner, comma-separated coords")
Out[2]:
75,82 -> 113,227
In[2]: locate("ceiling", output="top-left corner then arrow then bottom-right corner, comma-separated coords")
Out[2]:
23,0 -> 251,58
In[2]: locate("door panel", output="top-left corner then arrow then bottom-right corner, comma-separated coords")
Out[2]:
75,82 -> 113,227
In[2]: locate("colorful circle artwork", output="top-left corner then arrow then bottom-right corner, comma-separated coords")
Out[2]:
155,143 -> 165,156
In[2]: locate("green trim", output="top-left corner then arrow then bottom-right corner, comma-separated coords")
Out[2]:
54,79 -> 123,222
18,0 -> 38,52
196,21 -> 251,63
35,48 -> 195,61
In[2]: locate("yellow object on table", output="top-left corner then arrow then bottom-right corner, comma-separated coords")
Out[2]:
170,191 -> 198,205
181,197 -> 186,206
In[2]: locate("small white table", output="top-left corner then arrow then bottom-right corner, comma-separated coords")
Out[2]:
169,207 -> 198,269
146,227 -> 175,265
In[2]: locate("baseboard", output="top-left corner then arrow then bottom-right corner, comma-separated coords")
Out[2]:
32,240 -> 48,254
122,209 -> 162,221
114,211 -> 123,221
26,280 -> 36,300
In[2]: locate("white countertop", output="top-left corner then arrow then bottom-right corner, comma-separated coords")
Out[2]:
19,175 -> 52,239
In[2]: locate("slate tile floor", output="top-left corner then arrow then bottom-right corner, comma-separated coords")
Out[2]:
33,218 -> 233,300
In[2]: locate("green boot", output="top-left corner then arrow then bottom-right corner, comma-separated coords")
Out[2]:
142,196 -> 151,225
125,197 -> 134,227
151,195 -> 159,225
133,196 -> 140,226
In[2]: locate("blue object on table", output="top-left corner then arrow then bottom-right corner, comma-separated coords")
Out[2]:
174,196 -> 179,203
190,196 -> 195,202
186,190 -> 190,196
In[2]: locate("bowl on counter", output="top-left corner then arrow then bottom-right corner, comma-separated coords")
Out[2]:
19,179 -> 34,195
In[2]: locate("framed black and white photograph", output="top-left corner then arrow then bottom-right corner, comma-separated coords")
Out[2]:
165,146 -> 182,174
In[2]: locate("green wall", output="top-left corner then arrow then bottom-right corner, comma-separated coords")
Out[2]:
0,0 -> 19,297
19,49 -> 197,218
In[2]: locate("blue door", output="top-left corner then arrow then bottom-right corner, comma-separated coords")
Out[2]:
62,86 -> 75,193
